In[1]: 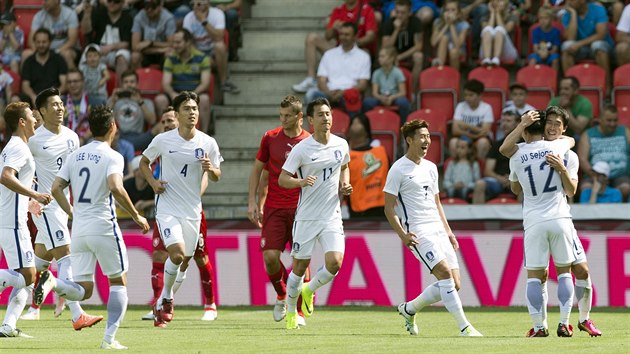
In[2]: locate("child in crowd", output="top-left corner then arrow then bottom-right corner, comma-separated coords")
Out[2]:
430,0 -> 469,71
450,79 -> 494,160
363,47 -> 410,126
527,6 -> 561,72
0,13 -> 24,73
500,83 -> 536,140
79,44 -> 110,106
443,136 -> 480,200
579,161 -> 623,204
479,0 -> 518,66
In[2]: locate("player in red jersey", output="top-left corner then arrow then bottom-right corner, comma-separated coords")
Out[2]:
248,95 -> 311,326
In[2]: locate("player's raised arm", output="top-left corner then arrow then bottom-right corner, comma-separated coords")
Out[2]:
499,110 -> 540,158
51,176 -> 73,218
107,173 -> 150,233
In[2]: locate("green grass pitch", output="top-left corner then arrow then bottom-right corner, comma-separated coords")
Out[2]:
1,306 -> 628,353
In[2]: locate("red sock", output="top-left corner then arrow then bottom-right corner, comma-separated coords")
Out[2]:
151,262 -> 164,305
268,263 -> 287,298
31,272 -> 41,309
198,260 -> 215,305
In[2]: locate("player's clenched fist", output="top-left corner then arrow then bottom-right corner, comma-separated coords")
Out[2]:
300,175 -> 317,187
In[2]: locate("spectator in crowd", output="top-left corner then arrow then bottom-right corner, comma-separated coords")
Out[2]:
579,161 -> 623,204
363,47 -> 410,126
214,0 -> 242,61
381,0 -> 439,27
81,0 -> 133,81
0,13 -> 24,73
472,110 -> 518,204
292,0 -> 377,93
615,4 -> 630,66
63,0 -> 92,19
577,104 -> 630,201
154,29 -> 212,133
79,44 -> 110,106
183,0 -> 240,94
527,6 -> 560,72
112,128 -> 135,177
561,0 -> 613,91
131,0 -> 176,69
461,0 -> 489,56
25,0 -> 79,70
0,67 -> 13,118
109,69 -> 158,150
381,0 -> 423,90
548,76 -> 592,138
21,28 -> 68,106
304,22 -> 371,116
503,83 -> 535,116
430,0 -> 469,71
123,155 -> 156,216
450,79 -> 493,160
62,69 -> 92,144
443,136 -> 480,200
347,114 -> 389,218
162,0 -> 192,25
479,0 -> 518,66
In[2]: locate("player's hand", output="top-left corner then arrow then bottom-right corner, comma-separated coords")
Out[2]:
134,215 -> 150,234
300,175 -> 317,187
339,182 -> 353,196
545,154 -> 566,172
247,204 -> 263,228
520,110 -> 540,127
28,199 -> 43,216
150,180 -> 168,194
34,192 -> 53,205
200,153 -> 214,172
447,232 -> 460,251
401,232 -> 418,247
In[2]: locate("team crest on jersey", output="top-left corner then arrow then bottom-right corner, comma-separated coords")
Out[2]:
163,228 -> 171,239
292,242 -> 300,252
55,230 -> 64,241
67,140 -> 76,152
25,250 -> 34,263
152,237 -> 160,247
334,150 -> 343,163
197,234 -> 205,248
195,148 -> 204,160
425,251 -> 435,262
260,237 -> 266,248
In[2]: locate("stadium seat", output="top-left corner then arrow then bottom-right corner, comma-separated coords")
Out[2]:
5,69 -> 21,95
407,108 -> 449,165
106,69 -> 116,97
331,108 -> 350,138
136,67 -> 163,100
612,63 -> 630,107
486,195 -> 519,204
441,197 -> 469,205
565,63 -> 605,118
617,105 -> 630,127
399,66 -> 413,101
14,8 -> 37,45
417,66 -> 460,119
468,66 -> 509,120
516,65 -> 557,110
365,108 -> 401,163
209,74 -> 216,104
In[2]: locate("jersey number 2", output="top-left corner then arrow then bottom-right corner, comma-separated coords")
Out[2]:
524,162 -> 557,196
77,167 -> 91,203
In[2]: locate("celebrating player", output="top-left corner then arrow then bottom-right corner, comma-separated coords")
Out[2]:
140,91 -> 222,328
0,102 -> 52,338
278,97 -> 352,330
383,119 -> 482,337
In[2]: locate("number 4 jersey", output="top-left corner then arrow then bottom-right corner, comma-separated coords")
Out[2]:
143,129 -> 223,219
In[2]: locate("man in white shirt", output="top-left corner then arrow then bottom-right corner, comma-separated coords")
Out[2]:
0,102 -> 52,338
140,91 -> 222,328
383,119 -> 482,337
450,79 -> 494,160
278,98 -> 353,329
37,105 -> 150,349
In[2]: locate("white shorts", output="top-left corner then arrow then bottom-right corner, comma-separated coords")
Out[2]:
291,219 -> 345,259
32,207 -> 70,250
0,228 -> 36,269
71,235 -> 128,281
524,218 -> 584,270
156,214 -> 201,257
408,223 -> 459,271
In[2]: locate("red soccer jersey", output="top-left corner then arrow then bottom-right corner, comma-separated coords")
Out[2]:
327,1 -> 378,52
256,127 -> 310,209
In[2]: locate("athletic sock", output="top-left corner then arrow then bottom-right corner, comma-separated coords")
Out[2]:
158,258 -> 180,306
103,286 -> 128,345
557,273 -> 574,325
307,267 -> 336,293
526,278 -> 545,331
438,278 -> 470,331
151,262 -> 164,305
285,272 -> 304,313
3,285 -> 31,328
541,281 -> 548,329
408,281 -> 441,314
34,256 -> 51,272
0,269 -> 26,289
575,276 -> 592,323
268,263 -> 287,298
198,260 -> 215,305
55,255 -> 85,320
30,272 -> 42,310
172,269 -> 187,294
68,301 -> 84,322
54,278 -> 86,301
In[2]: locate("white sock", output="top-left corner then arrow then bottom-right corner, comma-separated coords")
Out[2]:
541,281 -> 548,329
0,269 -> 26,289
557,273 -> 574,325
307,267 -> 336,293
54,278 -> 85,301
103,286 -> 127,344
3,285 -> 31,328
34,256 -> 51,272
438,278 -> 470,331
408,281 -> 441,314
68,301 -> 84,322
158,258 -> 180,306
172,269 -> 187,295
285,272 -> 304,313
56,255 -> 85,321
526,278 -> 545,331
575,277 -> 592,323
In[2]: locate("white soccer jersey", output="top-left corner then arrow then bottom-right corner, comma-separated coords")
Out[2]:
143,129 -> 222,219
282,135 -> 350,221
383,156 -> 442,229
57,141 -> 124,237
509,139 -> 575,229
28,125 -> 79,210
0,136 -> 36,229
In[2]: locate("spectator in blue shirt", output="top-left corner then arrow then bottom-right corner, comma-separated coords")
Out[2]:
579,161 -> 623,204
528,6 -> 560,72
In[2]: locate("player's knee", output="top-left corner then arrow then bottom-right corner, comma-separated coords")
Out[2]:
541,269 -> 548,283
152,250 -> 168,263
572,263 -> 589,279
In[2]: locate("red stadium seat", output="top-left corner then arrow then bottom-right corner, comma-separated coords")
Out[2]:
399,66 -> 414,101
441,197 -> 469,205
612,63 -> 630,107
106,69 -> 116,97
468,66 -> 509,121
365,108 -> 401,163
516,65 -> 557,110
418,66 -> 460,119
565,63 -> 605,118
331,108 -> 350,138
5,69 -> 21,95
407,108 -> 449,165
136,67 -> 163,100
487,195 -> 519,204
617,105 -> 630,127
14,8 -> 37,46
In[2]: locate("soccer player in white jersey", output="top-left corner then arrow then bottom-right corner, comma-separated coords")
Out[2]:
500,107 -> 602,337
139,91 -> 223,328
36,106 -> 150,349
278,97 -> 353,330
0,102 -> 53,338
383,119 -> 482,337
19,88 -> 103,330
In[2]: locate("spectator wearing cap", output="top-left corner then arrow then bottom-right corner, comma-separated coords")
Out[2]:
0,13 -> 24,73
131,0 -> 176,69
577,104 -> 630,201
578,161 -> 623,203
123,155 -> 156,216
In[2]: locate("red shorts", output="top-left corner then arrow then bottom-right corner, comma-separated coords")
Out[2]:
260,207 -> 296,251
152,216 -> 208,258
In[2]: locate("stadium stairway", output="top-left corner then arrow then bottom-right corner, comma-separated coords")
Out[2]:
204,0 -> 339,218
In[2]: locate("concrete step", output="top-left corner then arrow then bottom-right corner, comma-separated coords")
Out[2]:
230,61 -> 306,74
220,148 -> 258,161
203,204 -> 248,219
202,193 -> 248,206
215,116 -> 279,149
240,31 -> 319,62
214,105 -> 281,118
243,17 -> 324,31
251,0 -> 337,18
206,160 -> 251,194
223,72 -> 307,106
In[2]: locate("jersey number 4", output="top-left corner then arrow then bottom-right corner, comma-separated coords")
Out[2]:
524,161 -> 558,196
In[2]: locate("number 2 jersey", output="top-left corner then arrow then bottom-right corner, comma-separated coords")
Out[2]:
57,140 -> 124,237
282,134 -> 350,221
143,129 -> 223,219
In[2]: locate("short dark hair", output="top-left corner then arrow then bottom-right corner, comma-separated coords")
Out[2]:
401,119 -> 430,142
602,103 -> 617,114
176,28 -> 194,42
88,105 -> 115,137
173,91 -> 199,112
340,21 -> 358,35
306,97 -> 331,118
562,76 -> 580,90
121,69 -> 138,81
4,102 -> 31,134
545,105 -> 569,128
464,79 -> 484,95
35,87 -> 60,110
163,106 -> 175,114
349,114 -> 373,142
524,116 -> 545,136
34,28 -> 52,41
280,95 -> 303,115
395,0 -> 412,7
67,68 -> 84,79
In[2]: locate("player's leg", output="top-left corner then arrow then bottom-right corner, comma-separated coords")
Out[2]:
541,269 -> 549,330
20,244 -> 52,320
572,261 -> 601,336
194,254 -> 217,321
550,219 -> 579,337
554,264 -> 574,337
432,260 -> 480,336
143,223 -> 167,320
20,214 -> 43,320
523,223 -> 550,337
